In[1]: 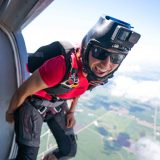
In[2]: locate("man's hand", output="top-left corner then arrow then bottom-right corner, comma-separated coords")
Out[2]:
6,110 -> 14,123
66,112 -> 76,128
42,154 -> 58,160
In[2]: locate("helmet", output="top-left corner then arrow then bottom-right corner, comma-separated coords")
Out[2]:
81,15 -> 141,85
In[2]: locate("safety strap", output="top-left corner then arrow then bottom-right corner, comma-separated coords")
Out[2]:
29,96 -> 64,115
41,100 -> 64,108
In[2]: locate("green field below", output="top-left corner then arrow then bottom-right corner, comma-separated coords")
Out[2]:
37,104 -> 155,160
72,111 -> 153,160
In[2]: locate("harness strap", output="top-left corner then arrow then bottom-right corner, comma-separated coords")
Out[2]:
28,96 -> 64,115
44,52 -> 79,96
41,100 -> 64,108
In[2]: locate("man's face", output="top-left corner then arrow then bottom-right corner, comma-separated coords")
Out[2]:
88,47 -> 125,77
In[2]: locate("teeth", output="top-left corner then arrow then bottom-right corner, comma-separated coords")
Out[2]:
96,66 -> 107,73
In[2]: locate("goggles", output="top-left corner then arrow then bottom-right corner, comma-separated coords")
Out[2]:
91,46 -> 126,64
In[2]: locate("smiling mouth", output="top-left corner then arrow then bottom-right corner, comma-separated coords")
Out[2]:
94,66 -> 109,75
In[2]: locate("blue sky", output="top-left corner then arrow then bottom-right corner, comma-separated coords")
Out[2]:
23,0 -> 160,66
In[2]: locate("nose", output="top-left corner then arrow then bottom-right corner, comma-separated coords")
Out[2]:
101,56 -> 112,69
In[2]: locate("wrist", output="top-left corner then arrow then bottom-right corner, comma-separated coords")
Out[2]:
67,110 -> 74,114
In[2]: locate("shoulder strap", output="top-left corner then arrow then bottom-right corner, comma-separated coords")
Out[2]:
58,41 -> 75,81
59,40 -> 75,53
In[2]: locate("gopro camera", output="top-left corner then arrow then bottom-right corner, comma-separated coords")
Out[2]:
111,25 -> 141,51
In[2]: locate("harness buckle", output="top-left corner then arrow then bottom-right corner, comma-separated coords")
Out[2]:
54,105 -> 62,113
37,106 -> 48,115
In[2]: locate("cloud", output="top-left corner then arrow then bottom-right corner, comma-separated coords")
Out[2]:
123,45 -> 160,68
134,137 -> 160,160
118,64 -> 142,73
109,75 -> 160,105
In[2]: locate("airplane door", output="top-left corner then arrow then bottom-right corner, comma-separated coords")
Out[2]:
0,1 -> 54,159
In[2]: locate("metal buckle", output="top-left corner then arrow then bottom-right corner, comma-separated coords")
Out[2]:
37,106 -> 47,114
54,106 -> 62,113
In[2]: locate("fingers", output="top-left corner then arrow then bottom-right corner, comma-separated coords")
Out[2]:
43,154 -> 58,160
6,112 -> 14,123
66,117 -> 71,128
66,114 -> 76,128
67,119 -> 72,128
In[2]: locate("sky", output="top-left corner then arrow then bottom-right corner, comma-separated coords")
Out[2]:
22,0 -> 160,159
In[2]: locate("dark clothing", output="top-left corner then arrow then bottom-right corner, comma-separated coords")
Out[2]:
15,144 -> 39,160
14,99 -> 77,160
